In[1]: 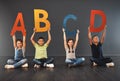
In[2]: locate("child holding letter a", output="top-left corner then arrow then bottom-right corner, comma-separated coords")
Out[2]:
5,33 -> 28,69
30,28 -> 54,68
88,25 -> 114,67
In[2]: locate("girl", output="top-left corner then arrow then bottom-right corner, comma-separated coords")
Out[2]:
62,28 -> 85,68
5,34 -> 28,69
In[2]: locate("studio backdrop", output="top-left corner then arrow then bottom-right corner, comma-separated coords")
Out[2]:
0,0 -> 120,56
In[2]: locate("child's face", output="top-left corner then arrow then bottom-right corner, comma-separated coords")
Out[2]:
92,36 -> 99,43
38,39 -> 45,46
17,41 -> 23,48
67,40 -> 74,47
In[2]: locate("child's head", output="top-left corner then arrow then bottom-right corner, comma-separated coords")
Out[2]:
67,38 -> 74,47
37,37 -> 45,46
92,35 -> 99,43
16,39 -> 23,48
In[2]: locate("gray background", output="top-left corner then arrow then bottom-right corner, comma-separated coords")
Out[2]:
0,0 -> 120,57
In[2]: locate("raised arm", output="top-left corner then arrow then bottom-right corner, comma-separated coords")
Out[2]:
88,26 -> 92,45
30,28 -> 36,45
62,28 -> 68,49
73,29 -> 80,48
100,25 -> 107,44
12,34 -> 17,48
46,29 -> 51,45
23,35 -> 26,48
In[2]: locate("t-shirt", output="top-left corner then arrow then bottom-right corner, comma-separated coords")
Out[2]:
34,43 -> 48,59
14,47 -> 25,61
90,42 -> 103,58
66,47 -> 76,59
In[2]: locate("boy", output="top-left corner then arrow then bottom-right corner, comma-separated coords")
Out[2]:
30,28 -> 54,68
88,25 -> 114,67
5,34 -> 28,69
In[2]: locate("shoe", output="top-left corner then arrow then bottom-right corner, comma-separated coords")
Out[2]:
5,65 -> 14,69
106,62 -> 115,67
22,63 -> 28,68
68,64 -> 76,68
34,64 -> 40,68
46,64 -> 54,68
93,62 -> 97,66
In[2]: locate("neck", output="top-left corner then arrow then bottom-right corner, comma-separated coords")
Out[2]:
94,42 -> 98,45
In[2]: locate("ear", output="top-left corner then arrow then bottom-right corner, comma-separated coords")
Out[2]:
37,40 -> 39,43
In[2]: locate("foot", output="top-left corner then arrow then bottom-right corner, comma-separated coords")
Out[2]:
68,64 -> 76,68
106,62 -> 115,67
21,63 -> 28,68
92,62 -> 97,66
5,65 -> 14,69
46,64 -> 54,68
34,64 -> 40,68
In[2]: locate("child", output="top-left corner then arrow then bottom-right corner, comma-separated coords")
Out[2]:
88,25 -> 114,67
62,28 -> 85,68
30,28 -> 54,68
5,34 -> 28,69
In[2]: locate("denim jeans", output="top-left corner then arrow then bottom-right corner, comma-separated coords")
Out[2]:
33,58 -> 54,67
65,57 -> 85,66
7,58 -> 27,68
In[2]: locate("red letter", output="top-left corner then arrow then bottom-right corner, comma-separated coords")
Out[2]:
90,10 -> 106,32
10,12 -> 26,36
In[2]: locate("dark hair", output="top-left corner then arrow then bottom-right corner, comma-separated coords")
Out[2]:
92,35 -> 98,40
16,39 -> 23,43
67,38 -> 74,53
67,38 -> 74,43
38,37 -> 45,41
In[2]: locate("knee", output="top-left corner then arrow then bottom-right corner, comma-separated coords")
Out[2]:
7,59 -> 14,64
21,59 -> 28,63
24,58 -> 28,62
50,58 -> 54,61
81,57 -> 85,61
78,57 -> 85,62
65,59 -> 72,64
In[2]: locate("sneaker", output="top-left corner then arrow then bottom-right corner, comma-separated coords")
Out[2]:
46,64 -> 54,68
68,64 -> 76,68
93,62 -> 97,66
106,62 -> 115,67
5,65 -> 14,69
22,63 -> 28,68
34,64 -> 40,68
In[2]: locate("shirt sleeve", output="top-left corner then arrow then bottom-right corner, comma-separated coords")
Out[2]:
99,42 -> 102,46
34,43 -> 38,48
44,44 -> 48,48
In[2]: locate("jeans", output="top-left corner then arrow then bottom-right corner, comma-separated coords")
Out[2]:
33,58 -> 54,67
65,57 -> 85,66
7,58 -> 28,68
90,57 -> 113,66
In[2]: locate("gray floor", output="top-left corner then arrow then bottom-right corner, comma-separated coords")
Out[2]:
0,56 -> 119,81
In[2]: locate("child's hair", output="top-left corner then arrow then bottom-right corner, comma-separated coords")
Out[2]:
16,39 -> 23,43
38,37 -> 45,41
92,34 -> 98,40
67,38 -> 74,53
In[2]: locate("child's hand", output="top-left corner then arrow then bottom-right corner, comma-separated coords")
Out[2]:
88,26 -> 90,30
48,28 -> 51,31
105,25 -> 107,29
33,28 -> 36,32
77,29 -> 80,34
62,28 -> 65,32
